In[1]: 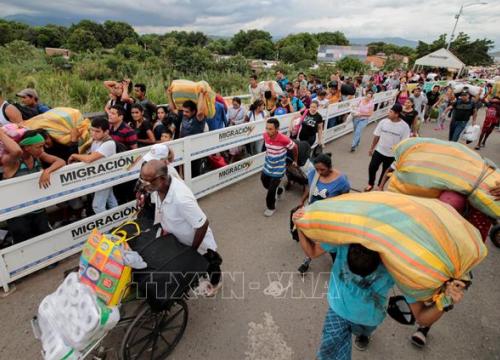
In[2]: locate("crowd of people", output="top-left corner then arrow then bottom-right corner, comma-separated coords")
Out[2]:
0,68 -> 498,245
0,64 -> 499,359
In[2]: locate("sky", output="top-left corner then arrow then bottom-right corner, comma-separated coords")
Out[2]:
2,0 -> 499,48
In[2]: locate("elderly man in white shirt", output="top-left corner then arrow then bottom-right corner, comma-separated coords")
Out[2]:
138,160 -> 222,296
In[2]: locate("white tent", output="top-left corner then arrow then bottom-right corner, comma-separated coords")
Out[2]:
413,48 -> 466,75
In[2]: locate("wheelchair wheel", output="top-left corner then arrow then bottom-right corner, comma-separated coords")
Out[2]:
120,299 -> 188,360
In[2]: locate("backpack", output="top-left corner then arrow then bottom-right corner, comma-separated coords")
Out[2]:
13,103 -> 39,120
105,138 -> 128,153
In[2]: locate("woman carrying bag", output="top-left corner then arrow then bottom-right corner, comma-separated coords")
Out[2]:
294,153 -> 351,273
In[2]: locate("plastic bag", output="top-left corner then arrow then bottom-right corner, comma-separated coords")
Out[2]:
38,273 -> 120,353
462,124 -> 481,143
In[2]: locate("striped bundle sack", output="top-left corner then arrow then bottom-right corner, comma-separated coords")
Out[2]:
169,80 -> 216,118
25,107 -> 91,153
295,192 -> 487,301
387,137 -> 500,219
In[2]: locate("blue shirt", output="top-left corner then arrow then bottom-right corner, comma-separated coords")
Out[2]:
320,244 -> 395,326
291,97 -> 305,112
277,78 -> 289,91
307,170 -> 350,204
206,102 -> 227,131
180,115 -> 206,138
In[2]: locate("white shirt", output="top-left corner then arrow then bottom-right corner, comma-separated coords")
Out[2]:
410,94 -> 428,118
247,110 -> 265,122
248,83 -> 264,102
90,139 -> 116,157
373,118 -> 410,157
151,177 -> 217,255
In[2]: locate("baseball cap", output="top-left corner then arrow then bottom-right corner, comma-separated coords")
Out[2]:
460,90 -> 469,96
16,88 -> 39,99
143,144 -> 169,162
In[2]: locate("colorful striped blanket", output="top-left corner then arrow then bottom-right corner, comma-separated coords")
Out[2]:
388,137 -> 500,219
25,107 -> 91,153
295,192 -> 487,301
169,80 -> 216,118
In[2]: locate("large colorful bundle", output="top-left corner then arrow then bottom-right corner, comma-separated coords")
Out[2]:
25,107 -> 91,153
387,137 -> 500,219
295,192 -> 487,301
169,80 -> 216,118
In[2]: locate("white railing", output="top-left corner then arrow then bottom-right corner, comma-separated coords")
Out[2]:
0,90 -> 397,292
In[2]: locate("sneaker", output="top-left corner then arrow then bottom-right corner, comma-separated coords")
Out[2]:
193,279 -> 212,297
264,208 -> 276,217
298,258 -> 311,274
204,281 -> 223,297
354,335 -> 370,351
410,327 -> 429,348
350,146 -> 356,152
276,186 -> 285,200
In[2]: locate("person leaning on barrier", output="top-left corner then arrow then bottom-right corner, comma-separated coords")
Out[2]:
1,129 -> 65,243
68,117 -> 119,214
137,160 -> 223,297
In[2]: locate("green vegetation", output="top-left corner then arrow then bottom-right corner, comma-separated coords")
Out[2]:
0,19 -> 494,112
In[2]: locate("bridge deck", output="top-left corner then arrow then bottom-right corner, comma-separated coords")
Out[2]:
1,119 -> 499,360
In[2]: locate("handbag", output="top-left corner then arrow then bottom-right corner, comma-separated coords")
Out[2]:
79,221 -> 140,306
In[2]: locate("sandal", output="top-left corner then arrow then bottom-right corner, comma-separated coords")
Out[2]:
364,185 -> 373,192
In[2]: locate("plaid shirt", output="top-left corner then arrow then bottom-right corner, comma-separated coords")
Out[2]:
110,121 -> 137,150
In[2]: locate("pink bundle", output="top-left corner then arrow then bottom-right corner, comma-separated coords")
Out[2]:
0,123 -> 27,158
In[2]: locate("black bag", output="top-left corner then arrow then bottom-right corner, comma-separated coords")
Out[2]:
127,215 -> 208,311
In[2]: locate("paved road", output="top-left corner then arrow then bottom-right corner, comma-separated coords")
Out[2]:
1,117 -> 499,360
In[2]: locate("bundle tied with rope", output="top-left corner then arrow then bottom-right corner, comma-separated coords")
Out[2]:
294,192 -> 488,303
387,137 -> 500,219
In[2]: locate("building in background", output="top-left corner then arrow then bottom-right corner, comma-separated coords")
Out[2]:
317,45 -> 368,63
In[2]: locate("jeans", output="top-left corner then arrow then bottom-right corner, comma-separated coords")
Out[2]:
92,187 -> 118,214
351,117 -> 368,148
317,307 -> 377,360
368,150 -> 394,186
449,120 -> 468,142
261,172 -> 282,210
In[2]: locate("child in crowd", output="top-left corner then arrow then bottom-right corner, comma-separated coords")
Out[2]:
68,117 -> 118,214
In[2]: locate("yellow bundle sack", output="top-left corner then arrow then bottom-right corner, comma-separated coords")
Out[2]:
388,137 -> 500,219
169,80 -> 216,118
25,107 -> 91,153
295,192 -> 487,301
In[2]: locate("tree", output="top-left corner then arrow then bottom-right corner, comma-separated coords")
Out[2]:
162,31 -> 208,47
140,34 -> 162,55
244,39 -> 275,59
169,46 -> 214,74
335,57 -> 367,74
231,30 -> 273,54
68,20 -> 106,47
0,20 -> 30,46
66,29 -> 101,52
207,38 -> 231,55
315,31 -> 349,46
33,25 -> 68,48
279,45 -> 306,64
416,32 -> 493,66
276,33 -> 319,61
103,21 -> 138,47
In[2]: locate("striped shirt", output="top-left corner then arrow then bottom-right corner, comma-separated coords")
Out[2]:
263,132 -> 295,178
110,121 -> 138,150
